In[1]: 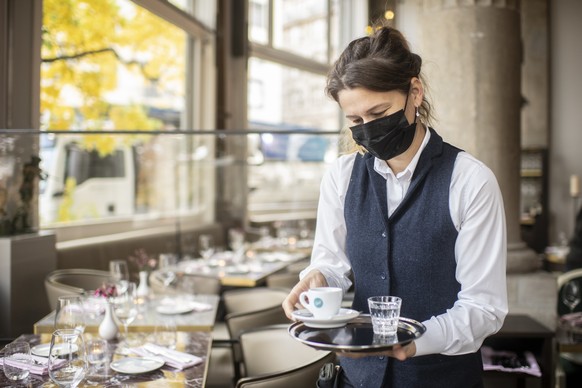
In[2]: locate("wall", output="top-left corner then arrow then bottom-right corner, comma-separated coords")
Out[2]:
549,0 -> 582,243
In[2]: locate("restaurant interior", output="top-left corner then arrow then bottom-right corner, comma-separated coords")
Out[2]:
1,0 -> 582,387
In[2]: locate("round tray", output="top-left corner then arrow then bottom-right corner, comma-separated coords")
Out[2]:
288,315 -> 426,352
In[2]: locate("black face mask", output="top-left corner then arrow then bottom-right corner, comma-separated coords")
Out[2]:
350,105 -> 417,161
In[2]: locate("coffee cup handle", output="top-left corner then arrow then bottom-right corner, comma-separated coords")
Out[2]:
299,291 -> 312,312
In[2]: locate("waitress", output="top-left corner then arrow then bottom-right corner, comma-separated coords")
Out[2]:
283,25 -> 508,388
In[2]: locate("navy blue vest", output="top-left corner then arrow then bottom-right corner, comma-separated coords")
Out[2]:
340,129 -> 483,388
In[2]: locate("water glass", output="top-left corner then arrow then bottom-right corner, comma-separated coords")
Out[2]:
48,329 -> 87,388
3,341 -> 31,381
85,338 -> 109,383
154,319 -> 177,350
198,234 -> 215,261
55,295 -> 86,333
158,254 -> 178,287
368,296 -> 402,336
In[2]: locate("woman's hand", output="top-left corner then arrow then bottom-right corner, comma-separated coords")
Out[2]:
339,342 -> 416,361
282,270 -> 328,319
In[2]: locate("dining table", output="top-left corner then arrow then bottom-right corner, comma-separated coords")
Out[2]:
33,294 -> 220,334
1,331 -> 211,387
177,246 -> 310,287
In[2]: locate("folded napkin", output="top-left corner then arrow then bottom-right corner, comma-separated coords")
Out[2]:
131,343 -> 202,370
1,354 -> 66,375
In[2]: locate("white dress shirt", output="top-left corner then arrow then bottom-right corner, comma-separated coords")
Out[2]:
300,128 -> 508,357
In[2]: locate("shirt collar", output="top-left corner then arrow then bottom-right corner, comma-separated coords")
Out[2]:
374,126 -> 431,181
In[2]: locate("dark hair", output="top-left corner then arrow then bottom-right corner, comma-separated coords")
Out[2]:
326,26 -> 433,124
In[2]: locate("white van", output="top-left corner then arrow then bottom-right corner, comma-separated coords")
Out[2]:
40,135 -> 136,224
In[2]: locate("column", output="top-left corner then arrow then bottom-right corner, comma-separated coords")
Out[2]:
418,0 -> 538,272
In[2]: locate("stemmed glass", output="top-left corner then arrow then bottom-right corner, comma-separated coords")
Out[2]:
228,228 -> 245,262
113,282 -> 138,352
563,280 -> 581,314
109,260 -> 129,295
54,295 -> 86,334
199,234 -> 215,262
48,329 -> 87,388
158,254 -> 178,289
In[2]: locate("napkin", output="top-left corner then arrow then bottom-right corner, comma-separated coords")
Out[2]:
1,354 -> 66,375
560,312 -> 582,327
131,343 -> 202,370
158,298 -> 213,312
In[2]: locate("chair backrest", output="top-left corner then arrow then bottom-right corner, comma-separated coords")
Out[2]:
236,324 -> 334,388
149,270 -> 221,296
45,269 -> 112,310
225,305 -> 290,341
265,272 -> 299,290
222,287 -> 289,315
557,268 -> 582,315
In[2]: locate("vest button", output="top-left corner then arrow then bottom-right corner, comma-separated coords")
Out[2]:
381,232 -> 387,237
380,273 -> 386,280
378,356 -> 385,360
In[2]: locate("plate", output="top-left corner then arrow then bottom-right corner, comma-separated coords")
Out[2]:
291,308 -> 360,328
156,301 -> 198,315
110,357 -> 164,374
31,343 -> 79,358
289,315 -> 426,352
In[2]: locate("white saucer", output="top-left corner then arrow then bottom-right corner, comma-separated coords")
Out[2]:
31,343 -> 79,358
156,301 -> 198,315
291,308 -> 360,328
110,357 -> 164,374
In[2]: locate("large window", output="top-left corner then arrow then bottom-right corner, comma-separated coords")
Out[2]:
39,0 -> 216,231
246,0 -> 345,221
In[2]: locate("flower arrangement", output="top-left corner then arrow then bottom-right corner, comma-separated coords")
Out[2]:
128,248 -> 157,273
93,283 -> 118,299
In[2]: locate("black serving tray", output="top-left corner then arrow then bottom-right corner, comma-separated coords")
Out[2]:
288,315 -> 426,352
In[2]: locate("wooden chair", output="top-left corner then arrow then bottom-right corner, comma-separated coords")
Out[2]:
236,324 -> 335,388
44,268 -> 112,310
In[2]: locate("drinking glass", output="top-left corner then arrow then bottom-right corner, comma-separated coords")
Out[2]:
3,341 -> 31,381
368,296 -> 402,336
54,295 -> 86,333
85,338 -> 109,384
113,282 -> 138,350
48,329 -> 87,388
228,228 -> 245,262
109,260 -> 129,295
158,254 -> 178,288
198,234 -> 215,261
154,318 -> 177,350
563,280 -> 581,314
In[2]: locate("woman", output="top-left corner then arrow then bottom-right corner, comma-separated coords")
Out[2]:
282,25 -> 508,388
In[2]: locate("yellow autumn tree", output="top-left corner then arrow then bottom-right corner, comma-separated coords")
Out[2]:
41,0 -> 185,142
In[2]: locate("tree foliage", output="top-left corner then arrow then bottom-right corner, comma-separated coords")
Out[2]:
41,0 -> 186,140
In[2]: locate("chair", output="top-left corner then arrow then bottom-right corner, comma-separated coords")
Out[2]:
265,272 -> 299,289
44,268 -> 112,310
236,324 -> 335,388
557,268 -> 582,385
206,288 -> 290,387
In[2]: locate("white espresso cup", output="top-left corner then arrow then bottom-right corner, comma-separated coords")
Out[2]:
299,287 -> 342,319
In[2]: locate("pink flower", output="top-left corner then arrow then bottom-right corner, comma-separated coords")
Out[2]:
128,248 -> 157,272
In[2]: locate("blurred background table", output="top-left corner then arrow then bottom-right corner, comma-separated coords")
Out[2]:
34,294 -> 219,334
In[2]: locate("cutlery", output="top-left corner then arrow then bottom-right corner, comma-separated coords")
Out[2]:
143,343 -> 191,364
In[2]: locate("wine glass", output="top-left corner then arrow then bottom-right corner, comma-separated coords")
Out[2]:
198,234 -> 215,262
158,254 -> 178,288
563,280 -> 581,314
228,228 -> 245,262
54,295 -> 86,334
48,329 -> 87,388
113,282 -> 138,352
109,260 -> 129,295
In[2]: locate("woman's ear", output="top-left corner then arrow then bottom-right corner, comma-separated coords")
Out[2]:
410,77 -> 424,107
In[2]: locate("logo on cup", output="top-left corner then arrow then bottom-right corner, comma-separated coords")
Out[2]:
314,298 -> 323,308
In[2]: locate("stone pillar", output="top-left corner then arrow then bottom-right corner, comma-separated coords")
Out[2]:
418,0 -> 538,273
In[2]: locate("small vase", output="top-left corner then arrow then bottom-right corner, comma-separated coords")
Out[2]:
99,302 -> 118,341
137,271 -> 150,297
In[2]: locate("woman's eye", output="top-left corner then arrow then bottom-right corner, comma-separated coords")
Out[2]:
351,118 -> 363,125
